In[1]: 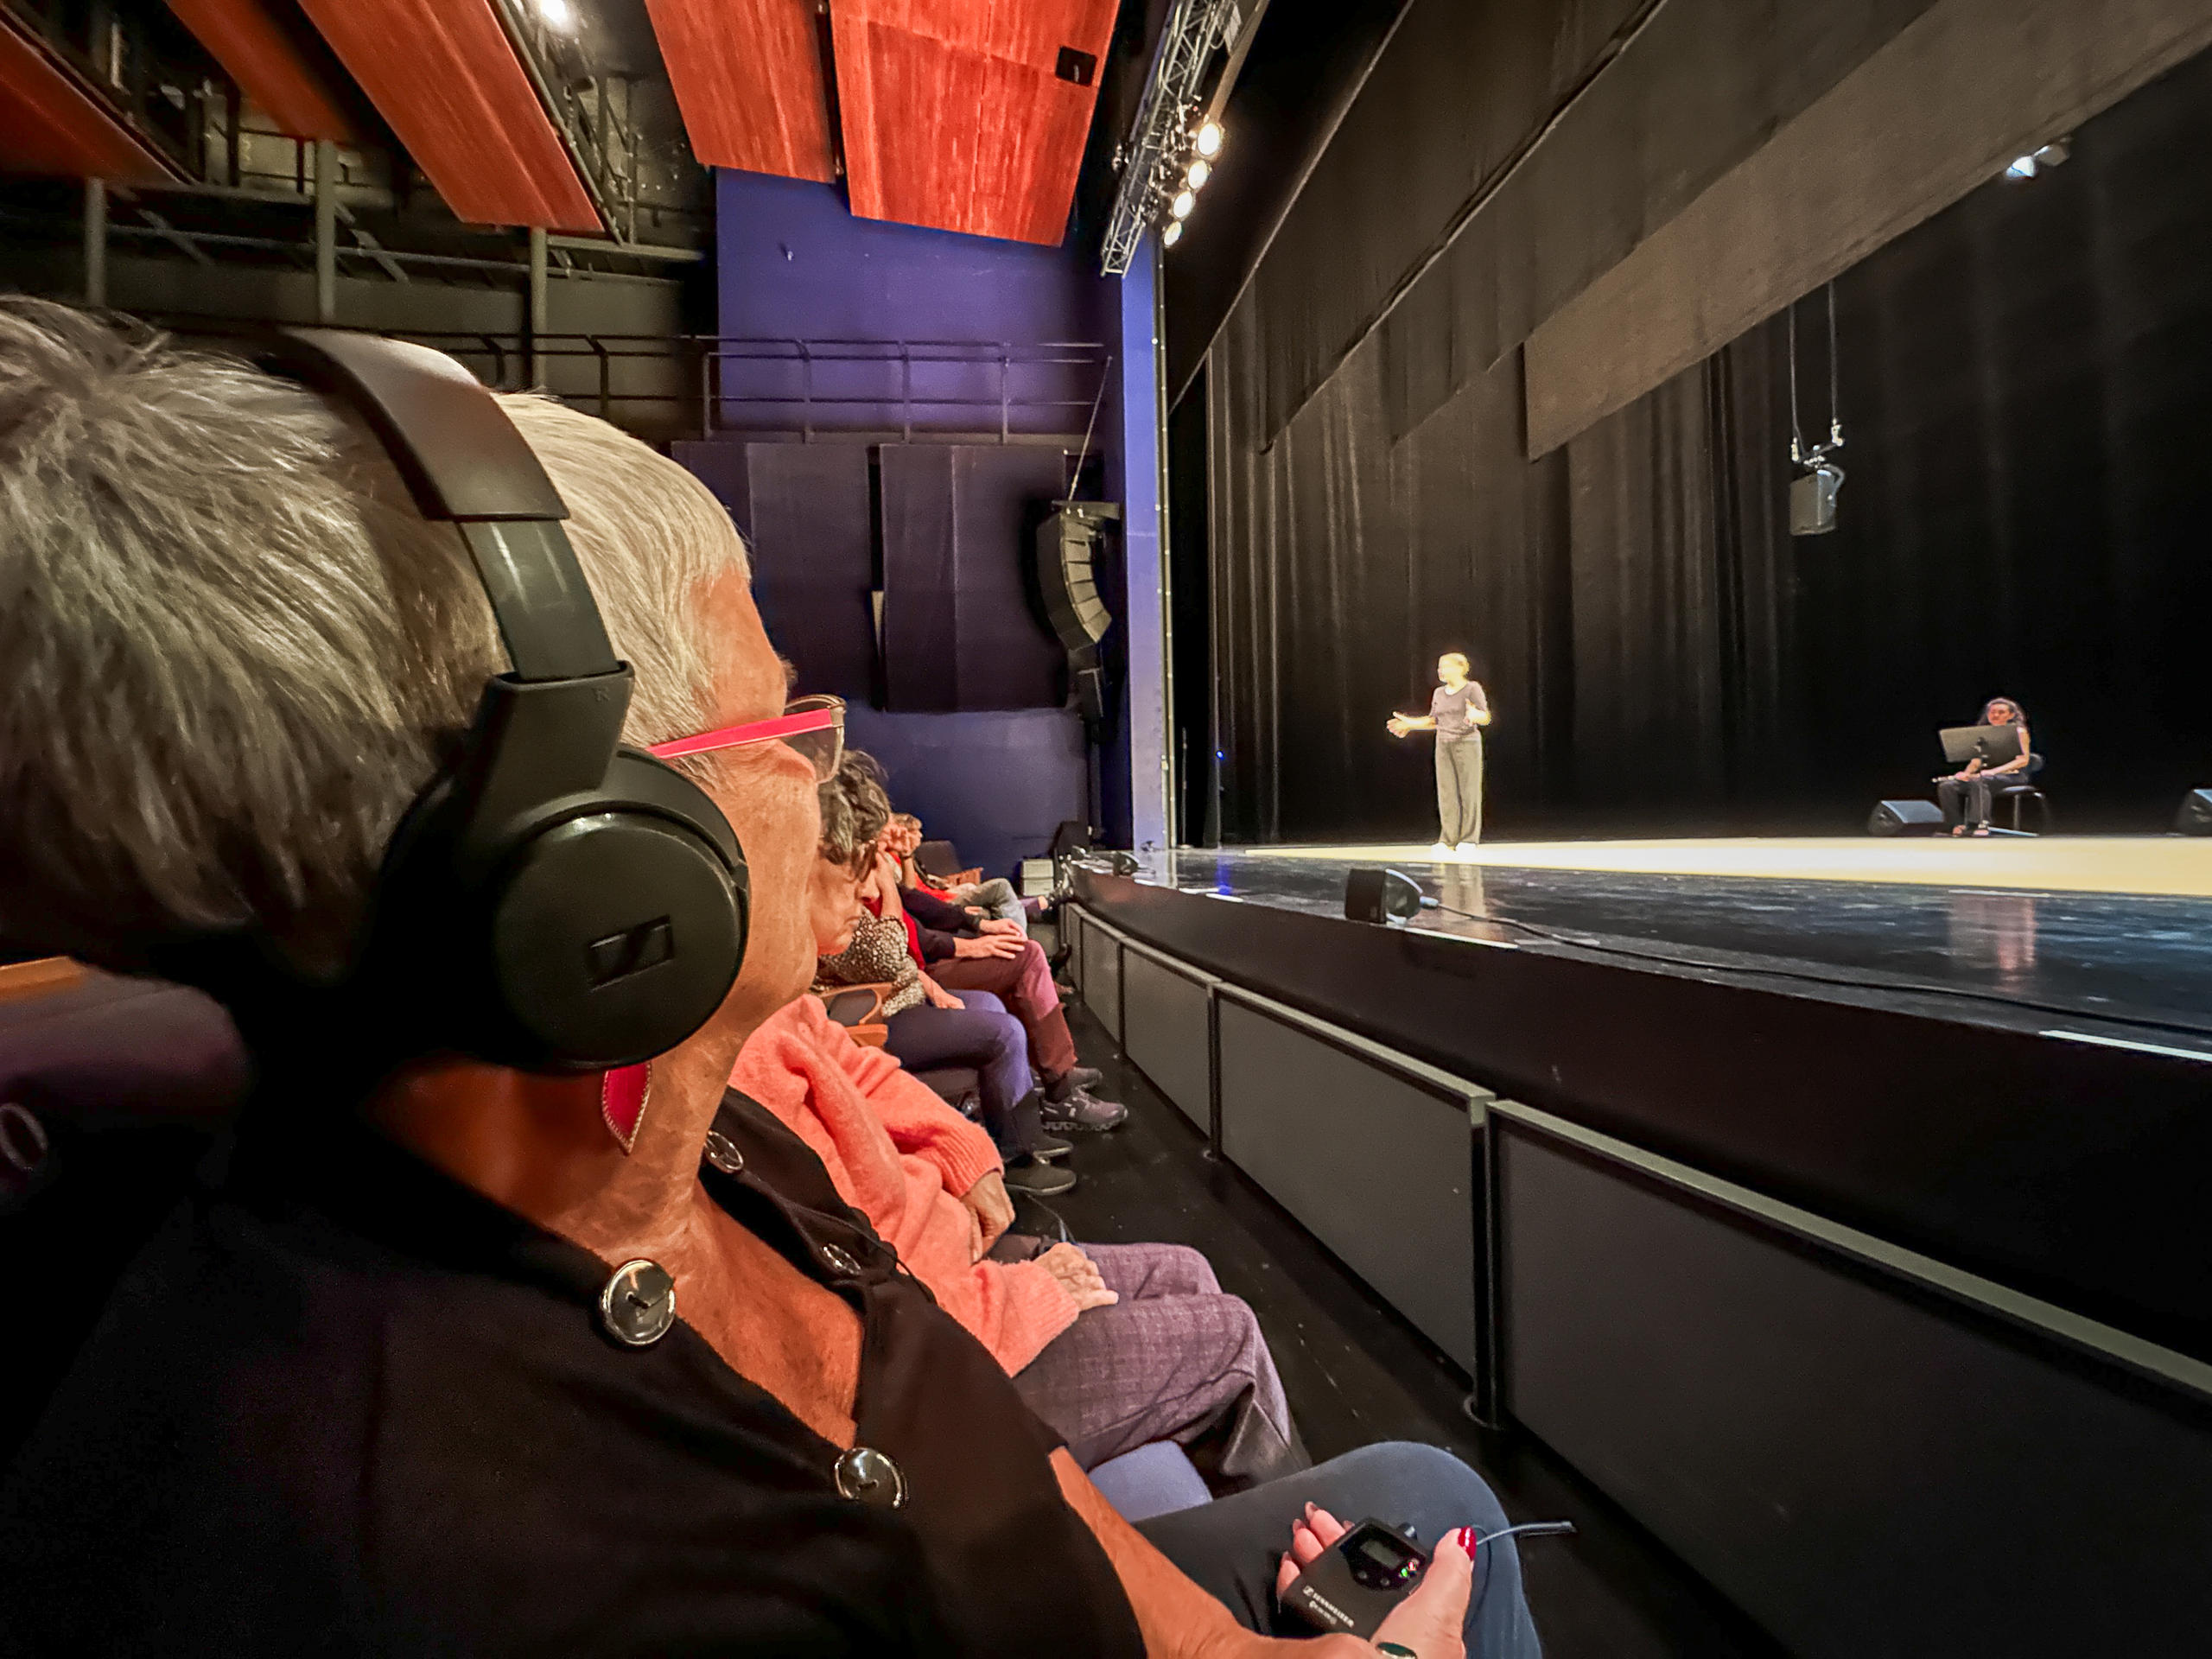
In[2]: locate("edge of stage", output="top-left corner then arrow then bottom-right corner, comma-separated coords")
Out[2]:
1065,834 -> 2212,1650
1069,832 -> 2212,1371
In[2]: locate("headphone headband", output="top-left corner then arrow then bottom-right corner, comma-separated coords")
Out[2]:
260,328 -> 617,683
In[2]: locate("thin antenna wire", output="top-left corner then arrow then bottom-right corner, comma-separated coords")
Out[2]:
1472,1522 -> 1578,1552
1825,280 -> 1843,448
1787,300 -> 1805,464
1070,353 -> 1114,499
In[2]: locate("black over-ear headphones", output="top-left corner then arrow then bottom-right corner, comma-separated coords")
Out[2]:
261,329 -> 748,1072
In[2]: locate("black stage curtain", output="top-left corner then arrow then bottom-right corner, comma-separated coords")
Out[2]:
1209,43 -> 2212,842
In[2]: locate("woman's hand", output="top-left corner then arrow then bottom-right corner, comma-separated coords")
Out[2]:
954,932 -> 1026,960
978,918 -> 1023,938
921,975 -> 965,1011
1276,1505 -> 1476,1659
960,1171 -> 1014,1259
1038,1243 -> 1118,1312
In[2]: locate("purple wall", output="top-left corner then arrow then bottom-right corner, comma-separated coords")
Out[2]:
705,169 -> 1132,873
716,172 -> 1113,438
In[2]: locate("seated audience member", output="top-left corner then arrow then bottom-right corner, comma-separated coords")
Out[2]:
747,821 -> 1306,1489
882,849 -> 1122,1135
887,811 -> 1032,928
813,756 -> 1074,1195
0,302 -> 1538,1659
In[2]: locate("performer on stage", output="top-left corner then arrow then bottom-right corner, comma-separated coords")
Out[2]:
1389,652 -> 1491,853
1937,696 -> 2032,836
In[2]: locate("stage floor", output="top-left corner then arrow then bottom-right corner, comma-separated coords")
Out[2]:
1129,838 -> 2212,1049
1250,835 -> 2212,898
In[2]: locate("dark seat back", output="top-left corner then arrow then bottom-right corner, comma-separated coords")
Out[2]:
0,971 -> 248,1473
914,839 -> 964,880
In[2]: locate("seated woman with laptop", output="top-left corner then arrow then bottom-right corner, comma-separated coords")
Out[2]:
1936,696 -> 2033,836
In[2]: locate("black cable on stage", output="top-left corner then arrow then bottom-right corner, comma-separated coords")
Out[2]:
1420,901 -> 2212,1052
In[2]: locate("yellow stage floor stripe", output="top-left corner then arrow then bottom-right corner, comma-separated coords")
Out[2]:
1245,836 -> 2212,899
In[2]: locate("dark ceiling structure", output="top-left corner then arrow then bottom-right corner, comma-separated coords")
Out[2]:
0,0 -> 1133,251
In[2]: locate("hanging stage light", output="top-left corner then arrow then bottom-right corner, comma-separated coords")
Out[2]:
1163,219 -> 1184,248
1171,189 -> 1196,219
1195,119 -> 1224,158
536,0 -> 577,30
1187,158 -> 1211,189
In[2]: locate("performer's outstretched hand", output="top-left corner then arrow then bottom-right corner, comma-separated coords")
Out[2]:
1387,715 -> 1410,737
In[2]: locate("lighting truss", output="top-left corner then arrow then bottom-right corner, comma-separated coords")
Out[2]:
1101,0 -> 1238,275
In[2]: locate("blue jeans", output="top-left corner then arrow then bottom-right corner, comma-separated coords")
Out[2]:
883,989 -> 1042,1155
1139,1443 -> 1542,1655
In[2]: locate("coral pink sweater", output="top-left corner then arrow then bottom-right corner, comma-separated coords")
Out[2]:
730,996 -> 1082,1375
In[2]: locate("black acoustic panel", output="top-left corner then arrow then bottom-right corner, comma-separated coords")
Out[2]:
880,444 -> 1068,711
1217,999 -> 1477,1368
1120,951 -> 1210,1131
741,444 -> 876,700
1500,1126 -> 2212,1658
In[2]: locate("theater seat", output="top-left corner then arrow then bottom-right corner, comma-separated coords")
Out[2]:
0,967 -> 249,1470
1087,1440 -> 1211,1522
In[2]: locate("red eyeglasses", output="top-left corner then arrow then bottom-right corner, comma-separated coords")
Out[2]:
647,693 -> 845,781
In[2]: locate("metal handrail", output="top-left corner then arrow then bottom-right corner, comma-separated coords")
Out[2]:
393,332 -> 1113,442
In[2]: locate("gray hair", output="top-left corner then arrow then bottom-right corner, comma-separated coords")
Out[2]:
0,298 -> 747,977
817,751 -> 891,874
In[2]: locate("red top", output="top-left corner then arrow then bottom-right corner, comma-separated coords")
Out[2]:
862,892 -> 928,973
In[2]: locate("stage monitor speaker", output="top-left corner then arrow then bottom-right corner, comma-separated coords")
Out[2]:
2177,790 -> 2212,836
1344,867 -> 1428,925
1867,799 -> 1945,836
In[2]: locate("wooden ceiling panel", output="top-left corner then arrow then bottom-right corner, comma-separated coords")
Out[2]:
296,0 -> 599,230
165,0 -> 356,143
645,0 -> 835,183
833,0 -> 1119,246
0,16 -> 179,182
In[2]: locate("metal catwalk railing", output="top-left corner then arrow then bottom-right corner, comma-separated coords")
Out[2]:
398,333 -> 1113,442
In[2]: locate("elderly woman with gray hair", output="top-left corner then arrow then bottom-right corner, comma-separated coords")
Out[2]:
0,301 -> 1538,1659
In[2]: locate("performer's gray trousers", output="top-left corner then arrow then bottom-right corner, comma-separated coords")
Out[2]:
1436,734 -> 1484,845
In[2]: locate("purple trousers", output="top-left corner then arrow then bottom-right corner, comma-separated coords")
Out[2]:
1010,1243 -> 1305,1492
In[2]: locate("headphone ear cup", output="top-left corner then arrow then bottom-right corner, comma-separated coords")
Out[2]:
480,750 -> 747,1071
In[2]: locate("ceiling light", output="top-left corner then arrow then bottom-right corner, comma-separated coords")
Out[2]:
1194,120 -> 1224,159
2005,154 -> 2037,180
1186,159 -> 1211,189
2032,138 -> 2072,169
1163,220 -> 1183,248
537,0 -> 577,31
1171,189 -> 1195,219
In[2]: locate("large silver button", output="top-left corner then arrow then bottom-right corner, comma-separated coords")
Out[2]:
702,1129 -> 746,1175
820,1243 -> 861,1278
834,1446 -> 906,1509
599,1259 -> 677,1347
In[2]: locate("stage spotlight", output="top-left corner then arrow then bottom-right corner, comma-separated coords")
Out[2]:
1171,189 -> 1196,219
536,0 -> 578,29
1187,158 -> 1211,189
1195,120 -> 1224,159
1162,220 -> 1183,248
2005,138 -> 2069,181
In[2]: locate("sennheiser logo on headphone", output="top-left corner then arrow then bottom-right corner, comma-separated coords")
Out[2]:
587,918 -> 676,986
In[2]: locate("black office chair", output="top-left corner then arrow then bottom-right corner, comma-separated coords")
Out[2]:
1993,754 -> 2050,834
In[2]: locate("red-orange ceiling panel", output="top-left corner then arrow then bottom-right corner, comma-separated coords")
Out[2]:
296,0 -> 599,230
166,0 -> 355,142
645,0 -> 835,183
0,16 -> 180,182
833,0 -> 1119,246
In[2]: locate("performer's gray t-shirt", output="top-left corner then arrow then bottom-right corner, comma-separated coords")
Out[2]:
1430,682 -> 1486,743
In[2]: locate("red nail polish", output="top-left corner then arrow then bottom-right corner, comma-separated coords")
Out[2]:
1452,1526 -> 1478,1555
